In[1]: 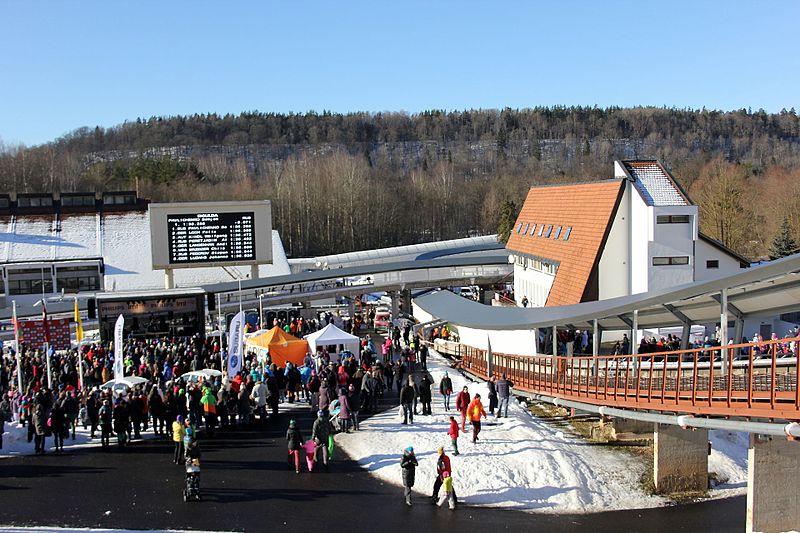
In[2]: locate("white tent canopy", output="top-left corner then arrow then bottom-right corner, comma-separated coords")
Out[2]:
305,323 -> 360,354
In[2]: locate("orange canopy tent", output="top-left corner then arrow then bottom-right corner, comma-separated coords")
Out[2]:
245,326 -> 309,367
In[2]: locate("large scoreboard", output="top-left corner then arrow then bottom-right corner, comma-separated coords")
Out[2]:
149,201 -> 272,269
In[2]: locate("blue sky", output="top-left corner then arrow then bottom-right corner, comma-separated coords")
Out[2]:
1,1 -> 798,146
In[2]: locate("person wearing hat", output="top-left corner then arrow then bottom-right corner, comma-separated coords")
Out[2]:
430,446 -> 452,503
467,393 -> 487,443
439,372 -> 453,411
172,415 -> 186,463
311,409 -> 332,469
400,446 -> 418,506
286,419 -> 304,474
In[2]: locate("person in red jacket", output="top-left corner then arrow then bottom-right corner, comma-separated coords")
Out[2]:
455,386 -> 470,432
447,415 -> 460,455
467,393 -> 487,443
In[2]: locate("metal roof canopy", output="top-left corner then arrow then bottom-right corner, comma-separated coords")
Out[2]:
414,254 -> 800,331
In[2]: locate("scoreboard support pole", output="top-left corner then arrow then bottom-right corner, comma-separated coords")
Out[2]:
250,264 -> 259,281
164,268 -> 174,289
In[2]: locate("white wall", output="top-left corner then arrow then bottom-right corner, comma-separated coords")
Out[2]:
456,325 -> 539,356
648,205 -> 697,291
513,262 -> 555,307
630,184 -> 651,294
694,238 -> 743,281
598,182 -> 630,300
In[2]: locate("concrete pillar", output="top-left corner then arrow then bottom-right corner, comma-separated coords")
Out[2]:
653,423 -> 708,493
390,291 -> 399,321
164,268 -> 174,289
250,264 -> 259,281
347,298 -> 356,320
680,322 -> 691,351
720,288 -> 729,375
746,434 -> 800,533
400,288 -> 411,315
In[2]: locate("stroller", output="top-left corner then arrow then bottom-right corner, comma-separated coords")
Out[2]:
183,441 -> 201,502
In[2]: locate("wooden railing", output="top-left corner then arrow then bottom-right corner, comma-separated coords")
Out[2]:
433,337 -> 800,421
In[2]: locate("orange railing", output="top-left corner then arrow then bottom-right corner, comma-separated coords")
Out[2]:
436,337 -> 800,421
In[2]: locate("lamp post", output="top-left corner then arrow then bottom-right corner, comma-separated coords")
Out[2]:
258,293 -> 264,330
12,300 -> 22,393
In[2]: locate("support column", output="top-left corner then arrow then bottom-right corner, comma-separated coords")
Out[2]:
653,423 -> 708,493
552,326 -> 557,357
164,268 -> 174,289
632,309 -> 639,377
400,288 -> 411,315
592,319 -> 599,377
720,288 -> 729,376
347,298 -> 356,321
250,264 -> 259,281
680,323 -> 691,351
390,291 -> 399,322
746,434 -> 800,533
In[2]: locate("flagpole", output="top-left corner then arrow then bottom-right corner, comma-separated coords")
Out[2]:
13,300 -> 23,393
75,297 -> 84,391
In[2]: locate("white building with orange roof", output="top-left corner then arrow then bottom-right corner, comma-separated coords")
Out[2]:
506,160 -> 749,309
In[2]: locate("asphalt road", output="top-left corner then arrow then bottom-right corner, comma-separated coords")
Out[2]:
0,402 -> 745,532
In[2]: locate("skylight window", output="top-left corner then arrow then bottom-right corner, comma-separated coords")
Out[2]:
529,223 -> 536,236
563,227 -> 572,241
545,225 -> 553,238
516,222 -> 523,233
523,222 -> 530,235
554,226 -> 562,240
537,224 -> 545,237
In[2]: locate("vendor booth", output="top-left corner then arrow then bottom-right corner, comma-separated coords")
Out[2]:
305,323 -> 360,361
245,326 -> 309,367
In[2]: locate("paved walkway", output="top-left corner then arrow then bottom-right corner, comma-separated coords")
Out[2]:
0,396 -> 745,532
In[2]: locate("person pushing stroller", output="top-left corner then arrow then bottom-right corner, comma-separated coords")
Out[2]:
184,439 -> 202,501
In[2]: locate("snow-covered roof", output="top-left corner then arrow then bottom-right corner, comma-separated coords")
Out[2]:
621,160 -> 688,206
1,211 -> 290,292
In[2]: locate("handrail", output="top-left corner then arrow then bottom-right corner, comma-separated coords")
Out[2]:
432,337 -> 800,421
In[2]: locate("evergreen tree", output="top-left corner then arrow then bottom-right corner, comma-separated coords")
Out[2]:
769,216 -> 798,259
497,200 -> 518,244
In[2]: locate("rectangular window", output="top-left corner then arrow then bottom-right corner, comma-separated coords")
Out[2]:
656,215 -> 691,224
653,256 -> 690,266
62,195 -> 95,207
706,259 -> 719,269
545,225 -> 553,238
553,226 -> 562,240
563,227 -> 572,241
0,197 -> 9,208
529,223 -> 536,236
516,222 -> 523,233
522,222 -> 530,235
537,224 -> 545,237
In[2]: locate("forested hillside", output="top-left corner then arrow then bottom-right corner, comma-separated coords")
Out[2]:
1,106 -> 799,259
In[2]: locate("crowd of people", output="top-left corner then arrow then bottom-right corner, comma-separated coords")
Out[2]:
0,313 -> 523,514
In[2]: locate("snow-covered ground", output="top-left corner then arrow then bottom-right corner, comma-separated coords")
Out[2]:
336,349 -> 749,513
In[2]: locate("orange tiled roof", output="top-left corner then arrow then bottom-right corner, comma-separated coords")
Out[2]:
506,180 -> 625,306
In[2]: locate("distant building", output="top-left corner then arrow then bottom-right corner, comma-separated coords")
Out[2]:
0,191 -> 290,307
506,160 -> 749,308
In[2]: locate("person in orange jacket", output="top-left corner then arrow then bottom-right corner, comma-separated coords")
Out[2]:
467,393 -> 487,443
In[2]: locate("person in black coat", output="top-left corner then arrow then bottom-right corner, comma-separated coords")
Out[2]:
401,447 -> 419,506
400,378 -> 415,425
487,376 -> 498,416
419,373 -> 433,415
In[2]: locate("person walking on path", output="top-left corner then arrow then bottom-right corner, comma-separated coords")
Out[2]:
436,471 -> 457,510
496,374 -> 514,418
419,373 -> 433,415
400,377 -> 416,425
467,393 -> 487,443
312,409 -> 332,469
455,386 -> 470,432
439,372 -> 453,411
286,419 -> 304,474
99,399 -> 112,449
431,446 -> 453,502
447,415 -> 460,455
172,415 -> 185,464
400,446 -> 419,506
337,387 -> 352,433
487,376 -> 498,416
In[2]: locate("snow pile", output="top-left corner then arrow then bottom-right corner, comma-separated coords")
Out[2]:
336,349 -> 750,513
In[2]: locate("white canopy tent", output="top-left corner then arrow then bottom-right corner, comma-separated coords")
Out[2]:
305,323 -> 360,357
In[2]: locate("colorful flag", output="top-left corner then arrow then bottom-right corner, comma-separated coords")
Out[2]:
227,311 -> 245,378
73,298 -> 84,343
114,314 -> 125,379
